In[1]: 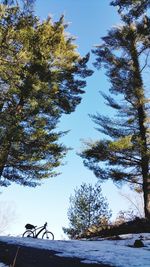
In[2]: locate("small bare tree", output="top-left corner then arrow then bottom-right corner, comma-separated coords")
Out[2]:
119,190 -> 144,218
0,201 -> 17,234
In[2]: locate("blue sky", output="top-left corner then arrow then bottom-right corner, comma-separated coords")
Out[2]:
0,0 -> 136,239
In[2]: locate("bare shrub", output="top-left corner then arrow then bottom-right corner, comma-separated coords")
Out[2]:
0,201 -> 17,234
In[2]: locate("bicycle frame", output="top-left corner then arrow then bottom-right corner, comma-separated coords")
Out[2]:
32,223 -> 47,238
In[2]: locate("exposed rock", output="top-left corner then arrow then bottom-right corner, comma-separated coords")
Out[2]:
134,239 -> 144,248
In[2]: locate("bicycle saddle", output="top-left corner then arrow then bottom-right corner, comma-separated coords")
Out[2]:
25,223 -> 35,229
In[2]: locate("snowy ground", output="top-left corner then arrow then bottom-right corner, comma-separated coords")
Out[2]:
0,233 -> 150,267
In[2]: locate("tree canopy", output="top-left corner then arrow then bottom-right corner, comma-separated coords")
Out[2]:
110,0 -> 150,18
0,3 -> 92,187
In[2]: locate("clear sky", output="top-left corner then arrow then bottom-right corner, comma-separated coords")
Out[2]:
0,0 -> 136,239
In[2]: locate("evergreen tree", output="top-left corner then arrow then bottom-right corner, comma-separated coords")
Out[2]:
0,4 -> 92,186
110,0 -> 150,18
80,11 -> 150,219
63,183 -> 111,239
1,0 -> 35,13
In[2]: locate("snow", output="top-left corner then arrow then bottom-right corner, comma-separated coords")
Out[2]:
0,233 -> 150,267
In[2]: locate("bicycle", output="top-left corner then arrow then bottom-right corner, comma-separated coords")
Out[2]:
22,222 -> 54,240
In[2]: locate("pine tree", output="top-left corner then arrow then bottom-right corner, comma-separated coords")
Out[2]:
1,0 -> 35,13
0,4 -> 92,186
63,183 -> 111,239
80,11 -> 150,219
110,0 -> 150,18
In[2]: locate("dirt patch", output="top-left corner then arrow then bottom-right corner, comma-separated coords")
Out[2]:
0,241 -> 113,267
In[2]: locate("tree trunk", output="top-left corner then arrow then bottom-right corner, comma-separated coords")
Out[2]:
0,142 -> 11,179
0,95 -> 25,182
143,179 -> 150,220
130,36 -> 150,219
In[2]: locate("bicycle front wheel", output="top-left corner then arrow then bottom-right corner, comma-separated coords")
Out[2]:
22,230 -> 34,238
42,231 -> 54,240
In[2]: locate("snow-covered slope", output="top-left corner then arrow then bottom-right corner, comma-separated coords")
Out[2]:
0,264 -> 7,267
0,233 -> 150,267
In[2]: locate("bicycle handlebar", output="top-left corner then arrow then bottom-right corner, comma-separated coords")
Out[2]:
44,222 -> 47,227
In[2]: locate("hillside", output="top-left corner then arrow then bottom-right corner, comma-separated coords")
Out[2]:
0,233 -> 150,267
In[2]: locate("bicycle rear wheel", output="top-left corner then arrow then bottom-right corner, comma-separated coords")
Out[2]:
42,231 -> 54,240
22,230 -> 34,238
